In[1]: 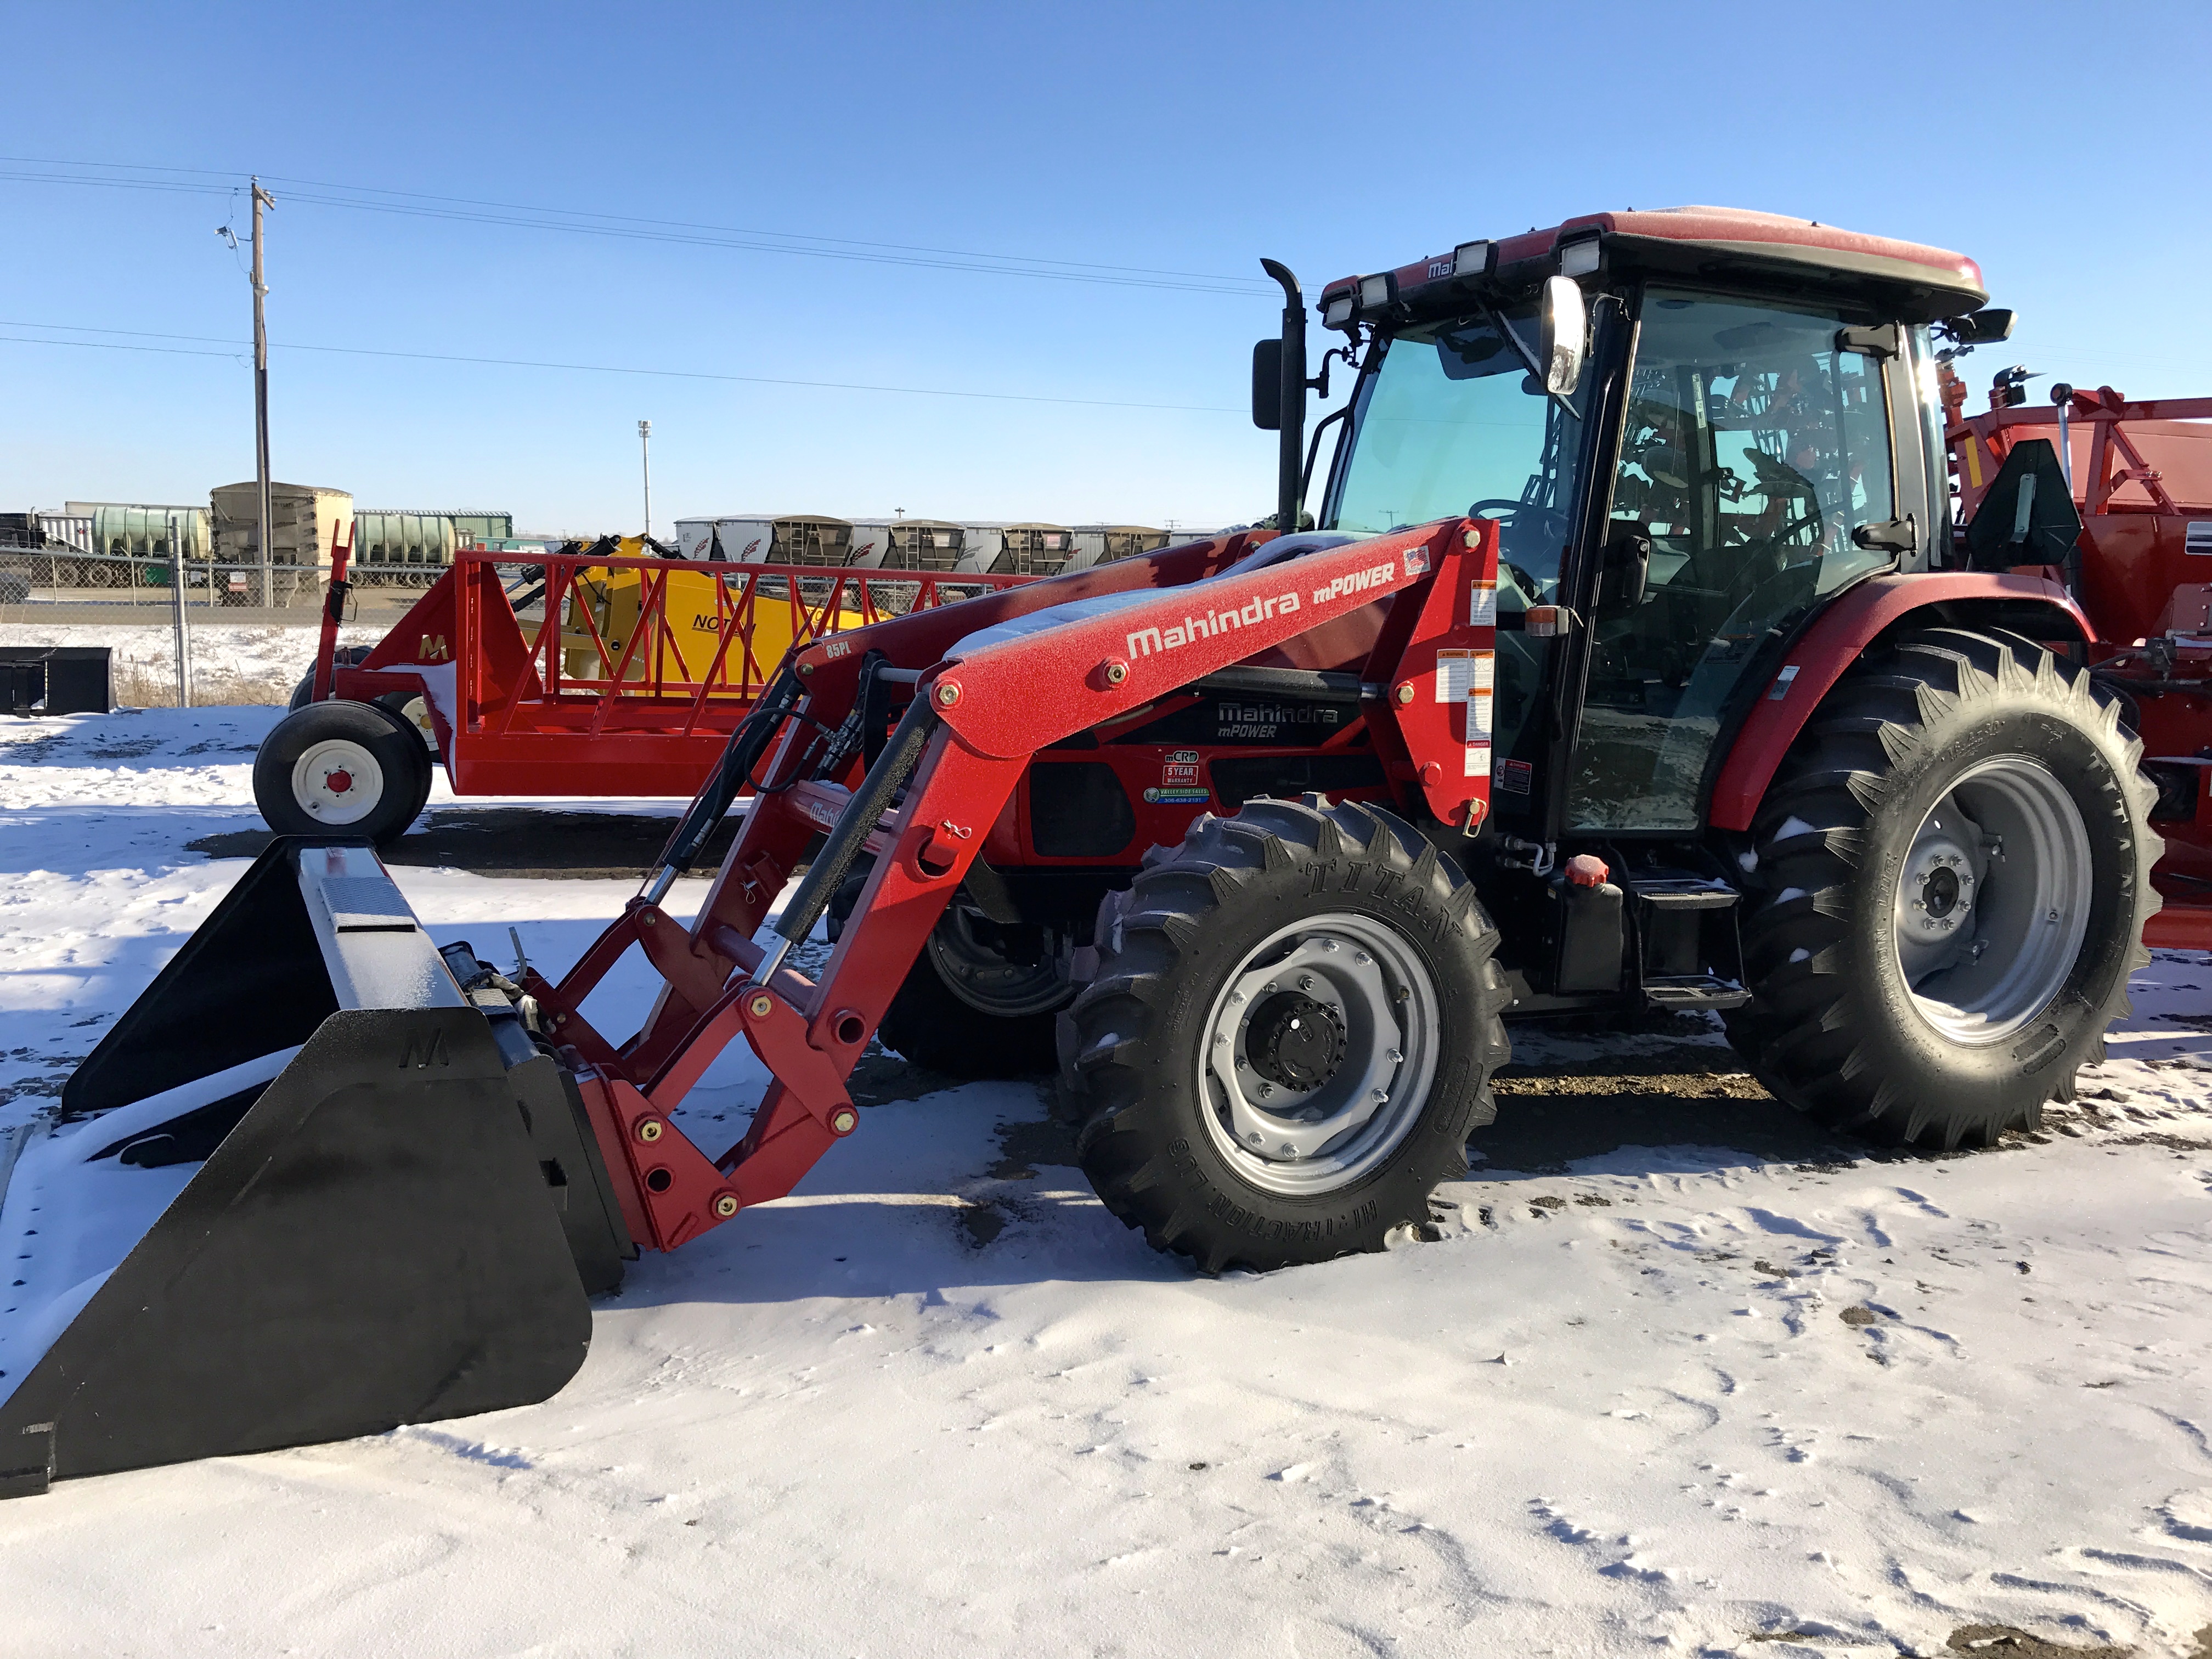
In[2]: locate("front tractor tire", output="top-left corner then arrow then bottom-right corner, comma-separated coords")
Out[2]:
1727,626 -> 2160,1148
1067,795 -> 1511,1273
876,905 -> 1075,1079
253,699 -> 433,847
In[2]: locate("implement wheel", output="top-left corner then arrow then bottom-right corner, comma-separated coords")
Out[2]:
253,699 -> 431,846
1067,795 -> 1510,1273
1726,627 -> 2160,1148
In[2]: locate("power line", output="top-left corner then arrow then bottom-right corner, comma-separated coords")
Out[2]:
0,155 -> 1271,296
0,323 -> 1243,413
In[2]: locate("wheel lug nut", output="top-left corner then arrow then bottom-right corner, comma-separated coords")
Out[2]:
1387,1049 -> 1402,1064
1371,1088 -> 1389,1103
1355,952 -> 1372,966
1297,974 -> 1314,991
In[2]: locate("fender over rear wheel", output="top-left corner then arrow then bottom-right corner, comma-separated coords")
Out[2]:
253,699 -> 432,846
1066,794 -> 1510,1273
1725,626 -> 2160,1148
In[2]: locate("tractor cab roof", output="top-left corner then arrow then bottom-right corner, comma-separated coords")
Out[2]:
1319,206 -> 1987,332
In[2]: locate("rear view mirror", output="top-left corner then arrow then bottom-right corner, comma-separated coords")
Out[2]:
1950,308 -> 2016,346
1539,275 -> 1587,398
1251,338 -> 1283,430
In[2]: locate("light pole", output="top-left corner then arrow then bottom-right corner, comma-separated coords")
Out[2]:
639,420 -> 652,540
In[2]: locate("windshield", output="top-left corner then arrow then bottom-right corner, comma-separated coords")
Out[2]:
1324,306 -> 1590,603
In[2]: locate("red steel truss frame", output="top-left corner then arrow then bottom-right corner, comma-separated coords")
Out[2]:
1946,386 -> 2212,951
324,547 -> 1034,798
518,520 -> 1499,1257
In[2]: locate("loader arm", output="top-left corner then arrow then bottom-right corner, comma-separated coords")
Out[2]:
527,520 -> 1499,1257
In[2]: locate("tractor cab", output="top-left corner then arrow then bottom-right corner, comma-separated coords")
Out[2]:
1310,208 -> 1977,845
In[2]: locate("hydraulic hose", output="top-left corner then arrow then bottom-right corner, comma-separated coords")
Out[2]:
771,696 -> 941,957
651,665 -> 805,882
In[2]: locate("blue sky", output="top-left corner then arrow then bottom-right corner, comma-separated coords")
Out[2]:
3,1 -> 2205,534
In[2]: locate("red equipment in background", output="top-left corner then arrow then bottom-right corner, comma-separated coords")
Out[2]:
319,546 -> 1030,799
1946,377 -> 2212,949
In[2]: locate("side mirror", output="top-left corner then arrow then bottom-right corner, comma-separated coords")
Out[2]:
1539,275 -> 1588,398
1251,338 -> 1283,431
1948,308 -> 2015,346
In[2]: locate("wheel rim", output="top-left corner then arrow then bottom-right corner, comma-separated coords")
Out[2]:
1196,912 -> 1441,1198
1893,755 -> 2092,1044
926,906 -> 1071,1017
398,697 -> 436,749
290,738 -> 385,826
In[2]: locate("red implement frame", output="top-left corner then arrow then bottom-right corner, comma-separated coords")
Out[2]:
321,546 -> 1031,798
521,520 -> 1497,1255
1948,384 -> 2212,950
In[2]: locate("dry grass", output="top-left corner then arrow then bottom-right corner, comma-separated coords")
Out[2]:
112,663 -> 290,708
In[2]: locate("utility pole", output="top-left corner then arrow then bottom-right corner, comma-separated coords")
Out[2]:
639,420 -> 653,539
251,178 -> 275,608
167,514 -> 191,708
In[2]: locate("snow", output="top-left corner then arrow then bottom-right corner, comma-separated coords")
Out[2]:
3,707 -> 2211,1657
1,620 -> 383,705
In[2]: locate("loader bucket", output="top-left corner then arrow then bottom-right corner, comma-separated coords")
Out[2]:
0,840 -> 631,1497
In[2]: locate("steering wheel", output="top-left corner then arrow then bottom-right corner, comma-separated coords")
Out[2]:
1467,499 -> 1565,600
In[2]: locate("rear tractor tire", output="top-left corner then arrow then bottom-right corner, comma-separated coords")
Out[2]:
253,698 -> 432,847
1066,795 -> 1511,1273
1726,627 -> 2160,1149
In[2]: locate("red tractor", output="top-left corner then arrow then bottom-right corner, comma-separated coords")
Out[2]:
0,207 -> 2163,1496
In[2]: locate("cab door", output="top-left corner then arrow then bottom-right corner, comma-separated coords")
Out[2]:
1561,289 -> 1903,832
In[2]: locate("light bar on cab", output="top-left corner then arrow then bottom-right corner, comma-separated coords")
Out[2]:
1452,240 -> 1492,278
1559,235 -> 1601,278
1357,272 -> 1395,310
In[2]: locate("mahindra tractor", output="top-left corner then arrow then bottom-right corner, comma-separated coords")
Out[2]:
0,207 -> 2160,1496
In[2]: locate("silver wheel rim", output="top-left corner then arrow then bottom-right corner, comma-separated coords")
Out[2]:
1196,911 -> 1441,1197
1893,755 -> 2092,1045
290,738 -> 385,826
398,696 -> 436,750
927,906 -> 1071,1017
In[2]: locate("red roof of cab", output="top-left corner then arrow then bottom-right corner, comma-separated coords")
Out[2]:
1327,206 -> 1983,304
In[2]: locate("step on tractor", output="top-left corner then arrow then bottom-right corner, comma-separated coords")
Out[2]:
0,207 -> 2164,1497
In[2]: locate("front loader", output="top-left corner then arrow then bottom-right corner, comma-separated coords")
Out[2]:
0,207 -> 2162,1496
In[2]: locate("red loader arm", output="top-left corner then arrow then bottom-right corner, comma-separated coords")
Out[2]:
527,520 -> 1501,1255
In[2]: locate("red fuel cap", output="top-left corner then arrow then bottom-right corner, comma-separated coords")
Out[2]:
1564,853 -> 1610,888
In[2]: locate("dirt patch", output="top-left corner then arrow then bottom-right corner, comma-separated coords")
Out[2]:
990,1114 -> 1080,1179
1944,1624 -> 2132,1656
1472,1069 -> 1864,1173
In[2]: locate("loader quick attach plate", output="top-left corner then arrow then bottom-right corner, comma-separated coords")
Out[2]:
0,840 -> 623,1498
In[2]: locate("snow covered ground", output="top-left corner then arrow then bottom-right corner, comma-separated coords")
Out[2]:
0,620 -> 383,706
1,706 -> 2210,1657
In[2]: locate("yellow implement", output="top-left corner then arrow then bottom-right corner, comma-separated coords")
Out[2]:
559,538 -> 864,691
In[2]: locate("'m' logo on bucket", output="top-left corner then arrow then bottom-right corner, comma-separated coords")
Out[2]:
399,1032 -> 450,1069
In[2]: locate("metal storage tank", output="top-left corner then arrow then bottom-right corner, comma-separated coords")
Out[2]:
882,519 -> 964,572
845,521 -> 893,567
1068,524 -> 1170,571
771,515 -> 853,566
994,523 -> 1075,576
210,484 -> 353,563
353,511 -> 458,570
65,502 -> 210,563
448,511 -> 514,545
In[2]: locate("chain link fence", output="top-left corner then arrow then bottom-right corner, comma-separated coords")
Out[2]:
0,548 -> 454,618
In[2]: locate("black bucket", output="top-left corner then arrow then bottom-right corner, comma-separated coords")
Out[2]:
0,839 -> 631,1497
